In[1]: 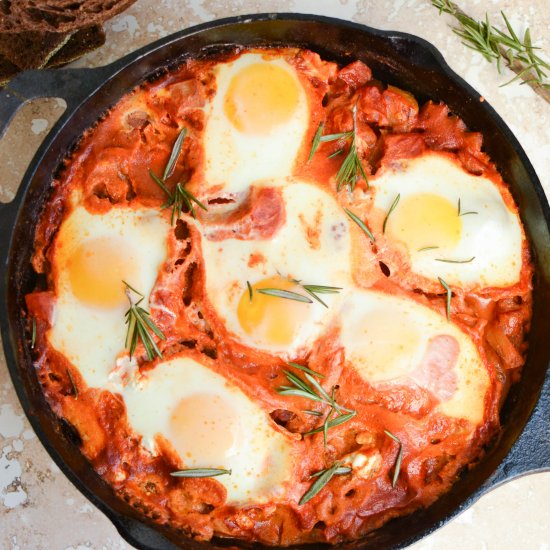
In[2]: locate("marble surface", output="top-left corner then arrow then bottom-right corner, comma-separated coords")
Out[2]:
1,0 -> 549,548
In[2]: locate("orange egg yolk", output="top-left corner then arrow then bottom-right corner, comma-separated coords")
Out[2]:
66,237 -> 137,308
223,62 -> 300,134
237,275 -> 312,346
169,393 -> 238,465
386,193 -> 462,252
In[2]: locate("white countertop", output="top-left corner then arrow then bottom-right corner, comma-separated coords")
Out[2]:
1,1 -> 549,548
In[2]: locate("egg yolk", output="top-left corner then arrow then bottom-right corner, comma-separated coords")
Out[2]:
224,62 -> 300,134
237,276 -> 311,346
350,309 -> 421,382
66,237 -> 137,308
170,393 -> 239,464
387,193 -> 462,252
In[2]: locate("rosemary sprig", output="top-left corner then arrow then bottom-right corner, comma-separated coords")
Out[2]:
432,0 -> 550,102
287,361 -> 325,379
66,368 -> 78,399
170,468 -> 231,478
299,461 -> 351,505
246,281 -> 253,302
30,317 -> 36,349
438,277 -> 452,321
124,281 -> 166,360
308,105 -> 368,191
277,367 -> 355,447
436,256 -> 475,264
384,430 -> 403,488
277,370 -> 353,413
150,170 -> 207,224
457,198 -> 478,216
344,207 -> 375,243
382,194 -> 401,234
163,128 -> 187,180
149,128 -> 207,224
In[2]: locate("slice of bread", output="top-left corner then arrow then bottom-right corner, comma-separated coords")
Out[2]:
1,0 -> 137,33
0,30 -> 73,69
46,25 -> 106,67
0,25 -> 106,86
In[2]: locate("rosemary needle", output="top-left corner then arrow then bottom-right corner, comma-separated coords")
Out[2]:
299,461 -> 351,505
170,468 -> 231,478
257,288 -> 312,303
308,122 -> 324,162
384,430 -> 403,488
435,256 -> 475,264
246,281 -> 253,302
438,277 -> 452,321
382,194 -> 401,234
30,317 -> 36,349
287,361 -> 325,379
344,207 -> 375,243
457,198 -> 478,216
163,127 -> 187,181
123,281 -> 166,360
66,368 -> 78,399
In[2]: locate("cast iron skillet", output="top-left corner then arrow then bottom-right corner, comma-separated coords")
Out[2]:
0,13 -> 549,550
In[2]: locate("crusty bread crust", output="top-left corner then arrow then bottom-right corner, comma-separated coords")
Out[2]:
0,0 -> 137,33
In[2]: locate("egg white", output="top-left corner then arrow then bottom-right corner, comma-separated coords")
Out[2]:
373,153 -> 523,289
122,356 -> 296,503
48,206 -> 170,388
337,288 -> 490,425
203,52 -> 310,196
199,180 -> 352,354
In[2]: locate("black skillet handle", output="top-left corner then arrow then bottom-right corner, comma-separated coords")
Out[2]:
486,368 -> 550,488
0,65 -> 115,250
0,65 -> 115,139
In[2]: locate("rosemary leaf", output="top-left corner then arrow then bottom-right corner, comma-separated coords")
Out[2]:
303,411 -> 357,436
320,131 -> 354,142
418,246 -> 440,252
384,430 -> 403,488
344,207 -> 375,242
382,194 -> 401,234
30,317 -> 36,349
247,281 -> 253,302
438,277 -> 452,321
299,461 -> 349,505
303,410 -> 324,417
163,127 -> 187,181
257,288 -> 312,303
309,465 -> 352,479
288,361 -> 325,379
66,368 -> 78,399
435,256 -> 475,264
458,198 -> 478,216
308,122 -> 324,162
276,387 -> 325,403
302,284 -> 342,308
170,468 -> 231,478
328,148 -> 344,159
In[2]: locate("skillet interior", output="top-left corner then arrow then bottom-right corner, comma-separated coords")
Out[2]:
1,14 -> 549,550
